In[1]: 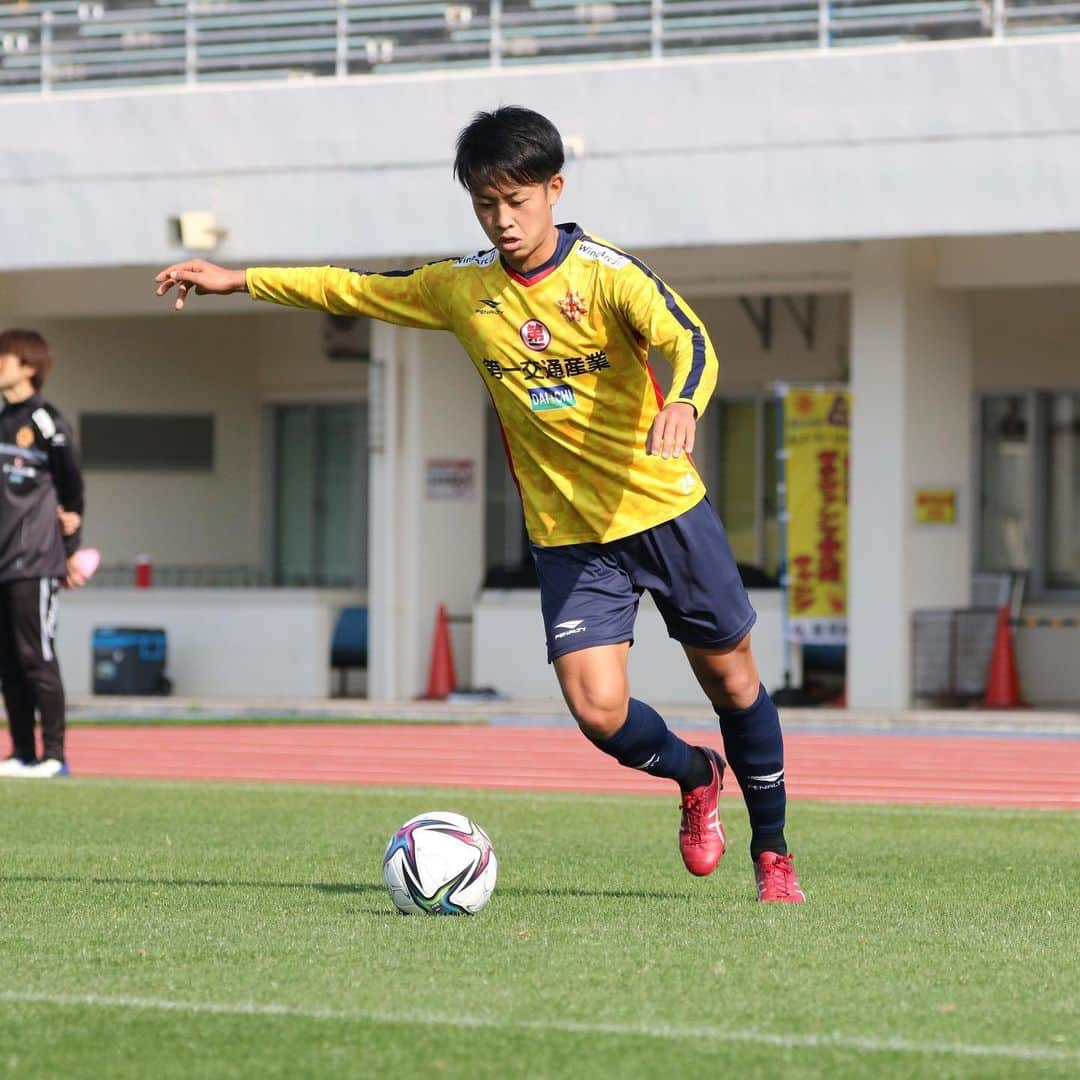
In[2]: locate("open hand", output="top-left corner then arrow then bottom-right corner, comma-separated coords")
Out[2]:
154,259 -> 248,311
646,401 -> 697,459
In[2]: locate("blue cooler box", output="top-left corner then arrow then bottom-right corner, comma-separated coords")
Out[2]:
92,627 -> 169,695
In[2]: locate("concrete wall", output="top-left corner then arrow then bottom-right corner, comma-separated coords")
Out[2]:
1015,615 -> 1080,707
254,309 -> 371,400
398,327 -> 486,694
972,288 -> 1080,390
690,294 -> 850,393
903,245 -> 975,621
3,38 -> 1080,273
847,241 -> 974,707
41,315 -> 263,567
57,588 -> 363,698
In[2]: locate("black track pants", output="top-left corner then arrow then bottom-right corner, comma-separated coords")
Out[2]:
0,578 -> 66,762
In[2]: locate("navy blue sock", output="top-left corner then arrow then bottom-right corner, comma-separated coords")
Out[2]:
594,698 -> 704,789
715,685 -> 788,858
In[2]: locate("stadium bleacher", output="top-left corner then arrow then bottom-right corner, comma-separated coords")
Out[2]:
0,0 -> 1078,92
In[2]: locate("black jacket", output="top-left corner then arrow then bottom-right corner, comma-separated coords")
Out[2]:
0,394 -> 84,583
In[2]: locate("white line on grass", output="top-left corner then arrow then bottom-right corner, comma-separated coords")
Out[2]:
0,990 -> 1076,1065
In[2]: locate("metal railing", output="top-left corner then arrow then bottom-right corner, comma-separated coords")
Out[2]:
1,0 -> 1078,93
87,562 -> 361,588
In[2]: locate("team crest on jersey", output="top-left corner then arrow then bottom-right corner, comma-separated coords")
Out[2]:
15,426 -> 35,449
520,319 -> 552,351
557,290 -> 589,323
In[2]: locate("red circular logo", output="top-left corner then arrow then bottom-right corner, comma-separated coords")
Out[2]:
519,319 -> 551,351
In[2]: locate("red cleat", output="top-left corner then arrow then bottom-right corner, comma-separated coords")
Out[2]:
678,748 -> 726,876
754,852 -> 806,903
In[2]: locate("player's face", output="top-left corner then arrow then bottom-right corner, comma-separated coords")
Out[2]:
470,175 -> 564,272
0,353 -> 30,394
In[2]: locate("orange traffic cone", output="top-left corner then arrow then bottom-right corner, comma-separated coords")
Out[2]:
983,606 -> 1023,708
423,603 -> 457,700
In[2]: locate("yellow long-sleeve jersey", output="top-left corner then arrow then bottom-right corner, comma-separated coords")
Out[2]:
247,223 -> 718,546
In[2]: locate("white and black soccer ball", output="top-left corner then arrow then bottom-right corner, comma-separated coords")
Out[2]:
382,811 -> 498,915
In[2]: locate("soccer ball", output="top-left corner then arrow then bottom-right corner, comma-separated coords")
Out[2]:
382,811 -> 498,915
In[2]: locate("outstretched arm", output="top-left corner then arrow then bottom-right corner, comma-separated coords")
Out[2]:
155,259 -> 451,330
155,259 -> 247,311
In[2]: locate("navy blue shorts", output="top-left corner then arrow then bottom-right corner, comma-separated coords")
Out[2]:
531,497 -> 757,663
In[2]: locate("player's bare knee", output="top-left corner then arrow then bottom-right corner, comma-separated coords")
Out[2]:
708,648 -> 760,710
720,667 -> 760,710
567,689 -> 630,740
720,639 -> 760,705
573,709 -> 626,740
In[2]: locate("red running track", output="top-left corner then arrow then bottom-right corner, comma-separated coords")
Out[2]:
64,724 -> 1080,810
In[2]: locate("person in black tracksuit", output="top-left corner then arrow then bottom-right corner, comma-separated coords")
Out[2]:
0,329 -> 86,774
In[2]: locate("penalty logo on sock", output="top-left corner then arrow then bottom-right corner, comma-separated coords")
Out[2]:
745,769 -> 785,791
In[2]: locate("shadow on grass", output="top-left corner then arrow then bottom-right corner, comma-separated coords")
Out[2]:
320,882 -> 689,901
3,874 -> 384,895
4,875 -> 689,902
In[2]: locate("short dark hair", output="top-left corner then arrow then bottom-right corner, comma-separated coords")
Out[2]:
453,106 -> 564,192
0,328 -> 52,390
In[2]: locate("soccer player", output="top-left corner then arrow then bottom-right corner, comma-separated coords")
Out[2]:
155,107 -> 805,902
0,329 -> 88,778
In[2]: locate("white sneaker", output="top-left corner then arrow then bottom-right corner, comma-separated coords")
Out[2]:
0,756 -> 33,777
22,758 -> 71,778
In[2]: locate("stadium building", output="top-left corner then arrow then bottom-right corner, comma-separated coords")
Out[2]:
1,0 -> 1078,707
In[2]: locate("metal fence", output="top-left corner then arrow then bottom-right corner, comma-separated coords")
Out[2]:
1,0 -> 1079,94
87,563 -> 361,587
912,607 -> 1000,704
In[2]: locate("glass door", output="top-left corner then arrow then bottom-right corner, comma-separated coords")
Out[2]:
273,404 -> 368,587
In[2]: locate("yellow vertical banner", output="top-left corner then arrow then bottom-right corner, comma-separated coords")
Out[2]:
782,388 -> 851,644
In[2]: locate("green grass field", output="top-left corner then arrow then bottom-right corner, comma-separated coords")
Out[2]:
1,779 -> 1077,1079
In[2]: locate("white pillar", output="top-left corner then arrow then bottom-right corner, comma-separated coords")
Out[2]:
366,321 -> 401,700
848,240 -> 974,708
367,325 -> 487,700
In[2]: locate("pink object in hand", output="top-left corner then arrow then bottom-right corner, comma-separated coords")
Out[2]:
72,548 -> 101,581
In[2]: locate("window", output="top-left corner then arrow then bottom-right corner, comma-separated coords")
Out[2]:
712,397 -> 781,582
977,391 -> 1080,597
483,402 -> 534,586
1046,392 -> 1080,589
978,395 -> 1032,573
271,404 -> 368,588
81,413 -> 213,471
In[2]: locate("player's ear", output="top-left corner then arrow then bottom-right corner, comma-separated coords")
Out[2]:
546,174 -> 564,206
